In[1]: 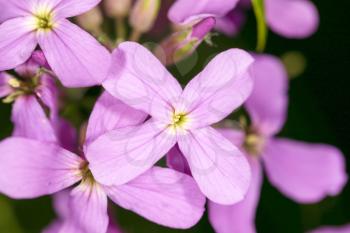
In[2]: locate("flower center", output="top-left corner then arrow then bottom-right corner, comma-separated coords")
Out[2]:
34,8 -> 54,31
80,162 -> 96,186
168,112 -> 190,134
243,132 -> 266,156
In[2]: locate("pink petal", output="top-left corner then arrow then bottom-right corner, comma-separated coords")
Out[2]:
263,138 -> 347,203
182,49 -> 254,129
53,190 -> 71,219
54,0 -> 102,19
0,138 -> 83,198
266,0 -> 319,38
68,183 -> 109,233
103,42 -> 182,120
166,144 -> 191,175
0,1 -> 32,23
36,74 -> 59,121
85,91 -> 147,147
54,118 -> 78,152
178,127 -> 251,205
105,166 -> 206,229
86,120 -> 176,186
42,220 -> 63,233
245,55 -> 288,136
37,19 -> 111,87
12,96 -> 57,143
309,225 -> 350,233
218,128 -> 246,146
208,157 -> 262,233
0,72 -> 12,98
168,0 -> 240,24
0,17 -> 37,71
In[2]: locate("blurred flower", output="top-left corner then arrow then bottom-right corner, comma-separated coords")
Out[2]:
76,6 -> 104,35
155,17 -> 216,65
208,55 -> 347,233
89,42 -> 254,205
129,0 -> 161,40
0,91 -> 206,232
0,0 -> 111,87
308,224 -> 350,233
104,0 -> 132,18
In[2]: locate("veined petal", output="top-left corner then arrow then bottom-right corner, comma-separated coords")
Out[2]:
105,167 -> 206,229
12,96 -> 57,143
208,157 -> 262,233
38,19 -> 111,87
182,49 -> 254,129
178,127 -> 251,205
245,55 -> 288,136
0,138 -> 83,198
0,17 -> 37,71
0,1 -> 33,22
87,120 -> 176,186
85,91 -> 147,147
103,42 -> 182,120
54,0 -> 102,19
67,182 -> 109,233
263,138 -> 347,203
266,0 -> 319,38
168,0 -> 240,24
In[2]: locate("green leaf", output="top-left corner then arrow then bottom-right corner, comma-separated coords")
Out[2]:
251,0 -> 268,52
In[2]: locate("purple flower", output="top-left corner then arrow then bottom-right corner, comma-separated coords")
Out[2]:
308,225 -> 350,233
206,55 -> 347,233
0,91 -> 206,232
87,42 -> 254,205
169,0 -> 319,39
0,0 -> 111,87
0,54 -> 59,143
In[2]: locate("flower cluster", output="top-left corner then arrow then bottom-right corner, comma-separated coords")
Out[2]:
0,0 -> 346,233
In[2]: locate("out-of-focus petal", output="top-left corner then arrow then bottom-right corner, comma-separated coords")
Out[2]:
54,118 -> 78,152
0,72 -> 12,98
54,0 -> 102,19
0,138 -> 83,198
85,91 -> 147,147
105,167 -> 205,229
168,0 -> 240,24
308,225 -> 350,233
87,120 -> 176,186
68,182 -> 109,233
218,128 -> 246,147
266,0 -> 319,38
42,220 -> 63,233
263,138 -> 347,203
182,49 -> 254,129
36,74 -> 59,120
37,19 -> 111,87
208,157 -> 262,233
0,17 -> 37,71
215,8 -> 246,36
245,55 -> 288,136
103,42 -> 182,121
166,144 -> 191,175
12,96 -> 57,142
178,127 -> 251,205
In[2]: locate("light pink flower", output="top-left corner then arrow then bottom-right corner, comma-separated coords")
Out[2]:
0,0 -> 111,87
87,42 -> 254,205
0,92 -> 206,232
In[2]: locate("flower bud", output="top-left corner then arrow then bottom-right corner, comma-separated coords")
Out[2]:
129,0 -> 161,33
104,0 -> 131,18
155,17 -> 216,65
76,6 -> 103,34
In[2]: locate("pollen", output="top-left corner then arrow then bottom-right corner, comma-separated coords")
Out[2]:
243,132 -> 266,156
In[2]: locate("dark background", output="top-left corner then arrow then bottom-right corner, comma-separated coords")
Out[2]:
0,0 -> 349,232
